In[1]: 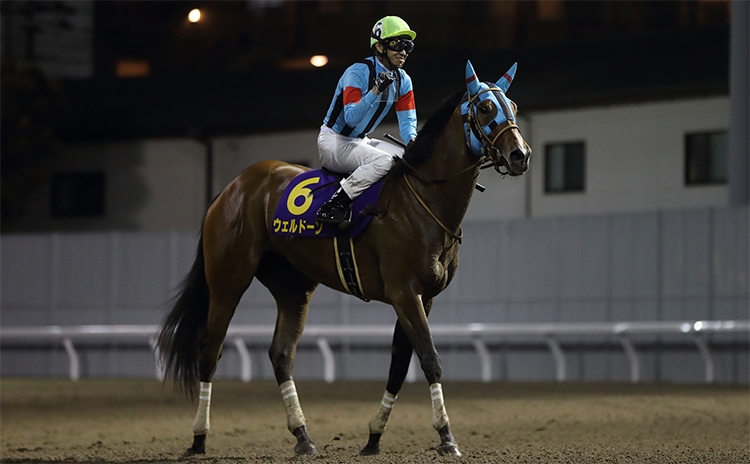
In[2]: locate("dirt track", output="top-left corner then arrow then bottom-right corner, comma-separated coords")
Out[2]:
1,379 -> 748,463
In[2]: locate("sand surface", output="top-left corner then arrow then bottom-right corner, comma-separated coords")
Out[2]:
1,379 -> 748,463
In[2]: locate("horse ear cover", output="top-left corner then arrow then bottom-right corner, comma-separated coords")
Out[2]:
465,60 -> 481,96
496,62 -> 517,93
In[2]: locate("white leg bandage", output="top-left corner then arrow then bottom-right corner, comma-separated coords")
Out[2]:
430,383 -> 450,431
192,382 -> 212,435
280,380 -> 307,433
368,391 -> 398,435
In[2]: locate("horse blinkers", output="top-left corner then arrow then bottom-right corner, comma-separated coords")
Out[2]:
463,61 -> 530,176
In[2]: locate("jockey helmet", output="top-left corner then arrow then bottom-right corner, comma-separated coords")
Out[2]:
370,16 -> 416,48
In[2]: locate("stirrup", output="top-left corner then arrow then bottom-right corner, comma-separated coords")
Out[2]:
316,205 -> 352,229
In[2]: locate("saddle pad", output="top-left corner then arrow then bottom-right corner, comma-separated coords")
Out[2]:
272,169 -> 383,238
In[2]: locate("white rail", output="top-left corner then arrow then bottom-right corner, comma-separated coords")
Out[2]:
1,321 -> 747,384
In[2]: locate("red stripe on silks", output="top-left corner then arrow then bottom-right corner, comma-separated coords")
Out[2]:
465,74 -> 477,84
503,73 -> 513,84
343,86 -> 362,105
395,90 -> 415,111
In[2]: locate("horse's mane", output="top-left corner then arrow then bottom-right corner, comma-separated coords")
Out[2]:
386,89 -> 466,181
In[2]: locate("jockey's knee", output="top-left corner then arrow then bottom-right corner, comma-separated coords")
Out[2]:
372,153 -> 396,175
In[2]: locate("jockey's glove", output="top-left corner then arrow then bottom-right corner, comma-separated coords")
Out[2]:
376,72 -> 395,93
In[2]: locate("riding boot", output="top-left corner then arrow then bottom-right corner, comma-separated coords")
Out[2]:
316,188 -> 353,229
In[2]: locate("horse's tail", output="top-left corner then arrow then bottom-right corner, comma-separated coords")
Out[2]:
157,228 -> 208,399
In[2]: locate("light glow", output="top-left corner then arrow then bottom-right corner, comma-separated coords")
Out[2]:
188,9 -> 201,23
310,55 -> 328,67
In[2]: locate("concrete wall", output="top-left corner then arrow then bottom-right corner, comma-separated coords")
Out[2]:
2,207 -> 747,383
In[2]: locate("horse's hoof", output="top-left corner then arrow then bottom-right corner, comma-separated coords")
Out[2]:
359,445 -> 379,456
292,425 -> 318,455
436,442 -> 461,456
359,433 -> 381,456
183,434 -> 206,456
294,441 -> 318,455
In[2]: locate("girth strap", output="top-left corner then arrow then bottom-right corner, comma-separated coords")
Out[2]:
334,231 -> 370,302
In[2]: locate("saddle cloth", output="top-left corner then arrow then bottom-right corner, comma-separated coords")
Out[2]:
272,169 -> 383,238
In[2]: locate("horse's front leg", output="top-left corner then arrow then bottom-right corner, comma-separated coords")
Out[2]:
389,294 -> 461,456
361,300 -> 438,455
360,319 -> 412,455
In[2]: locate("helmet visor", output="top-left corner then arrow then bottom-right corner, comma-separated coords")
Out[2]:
384,38 -> 414,54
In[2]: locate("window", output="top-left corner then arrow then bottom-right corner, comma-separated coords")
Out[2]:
51,172 -> 105,217
545,142 -> 585,193
685,131 -> 727,185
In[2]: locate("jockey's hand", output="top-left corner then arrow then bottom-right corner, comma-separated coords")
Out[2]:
375,72 -> 395,94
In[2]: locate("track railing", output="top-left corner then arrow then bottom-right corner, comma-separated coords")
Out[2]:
1,321 -> 748,384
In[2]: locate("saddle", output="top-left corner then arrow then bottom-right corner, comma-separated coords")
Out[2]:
272,168 -> 383,302
272,169 -> 382,239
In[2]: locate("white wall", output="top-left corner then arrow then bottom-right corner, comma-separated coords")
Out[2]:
208,97 -> 733,225
13,97 -> 731,232
20,138 -> 206,231
211,123 -> 533,223
528,96 -> 729,217
212,128 -> 323,199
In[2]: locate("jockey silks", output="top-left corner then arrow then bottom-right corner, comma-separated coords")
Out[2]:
323,56 -> 417,143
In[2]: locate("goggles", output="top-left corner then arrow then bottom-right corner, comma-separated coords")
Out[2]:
383,38 -> 414,54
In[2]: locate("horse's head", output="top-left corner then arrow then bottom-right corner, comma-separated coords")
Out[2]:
462,61 -> 531,176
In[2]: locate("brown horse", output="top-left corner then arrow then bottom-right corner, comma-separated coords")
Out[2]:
157,61 -> 530,457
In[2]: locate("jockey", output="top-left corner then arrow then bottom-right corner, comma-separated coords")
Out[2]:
316,15 -> 418,227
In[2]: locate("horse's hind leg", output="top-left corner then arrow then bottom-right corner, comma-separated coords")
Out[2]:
186,292 -> 244,455
256,251 -> 319,455
187,209 -> 262,454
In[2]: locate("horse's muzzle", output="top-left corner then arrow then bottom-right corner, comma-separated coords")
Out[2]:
502,148 -> 530,176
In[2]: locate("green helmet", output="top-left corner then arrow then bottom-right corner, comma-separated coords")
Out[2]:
370,16 -> 416,47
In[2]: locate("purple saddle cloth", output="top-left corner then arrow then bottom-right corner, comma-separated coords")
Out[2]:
272,169 -> 383,238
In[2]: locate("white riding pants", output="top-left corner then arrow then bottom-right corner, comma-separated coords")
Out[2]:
318,125 -> 404,200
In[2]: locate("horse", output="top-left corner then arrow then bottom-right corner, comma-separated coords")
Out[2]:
157,60 -> 531,457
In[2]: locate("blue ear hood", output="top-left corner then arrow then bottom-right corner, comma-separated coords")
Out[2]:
462,61 -> 520,157
495,62 -> 517,92
465,60 -> 482,96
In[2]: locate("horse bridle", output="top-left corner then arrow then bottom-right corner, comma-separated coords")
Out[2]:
392,90 -> 520,243
464,86 -> 520,175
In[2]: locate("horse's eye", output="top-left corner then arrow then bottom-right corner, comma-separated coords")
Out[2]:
476,100 -> 497,126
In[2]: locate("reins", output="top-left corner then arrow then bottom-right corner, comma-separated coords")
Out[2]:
397,155 -> 491,184
385,87 -> 519,244
403,175 -> 463,244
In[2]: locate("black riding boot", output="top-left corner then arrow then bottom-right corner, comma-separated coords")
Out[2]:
316,188 -> 353,229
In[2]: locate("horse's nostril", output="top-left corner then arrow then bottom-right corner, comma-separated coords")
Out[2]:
510,150 -> 525,163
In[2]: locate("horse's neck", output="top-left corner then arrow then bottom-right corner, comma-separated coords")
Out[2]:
412,110 -> 478,234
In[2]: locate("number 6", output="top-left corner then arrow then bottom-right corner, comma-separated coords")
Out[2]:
287,177 -> 320,215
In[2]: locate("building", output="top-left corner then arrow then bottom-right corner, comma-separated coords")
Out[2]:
1,0 -> 745,232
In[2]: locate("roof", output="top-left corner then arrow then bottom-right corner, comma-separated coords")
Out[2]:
58,26 -> 728,142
